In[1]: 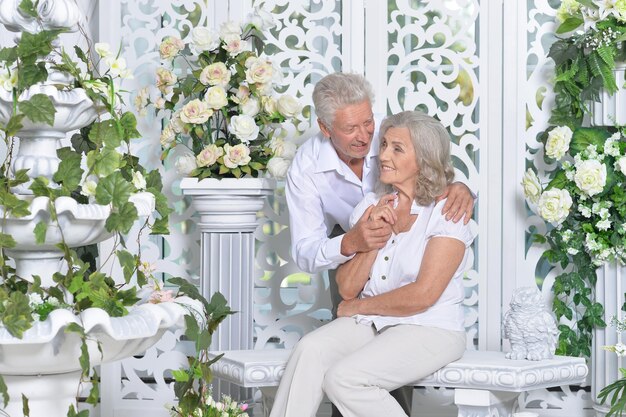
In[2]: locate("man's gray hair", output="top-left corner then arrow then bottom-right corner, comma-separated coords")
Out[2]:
377,111 -> 455,205
312,73 -> 375,127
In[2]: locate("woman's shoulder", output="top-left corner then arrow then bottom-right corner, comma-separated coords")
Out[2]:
424,198 -> 477,247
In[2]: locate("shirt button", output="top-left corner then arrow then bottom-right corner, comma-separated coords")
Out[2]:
392,240 -> 395,244
384,256 -> 389,261
381,275 -> 386,280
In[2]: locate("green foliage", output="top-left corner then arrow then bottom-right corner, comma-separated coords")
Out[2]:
18,94 -> 56,126
599,368 -> 626,416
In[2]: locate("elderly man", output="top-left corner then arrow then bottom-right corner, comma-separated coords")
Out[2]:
285,73 -> 474,416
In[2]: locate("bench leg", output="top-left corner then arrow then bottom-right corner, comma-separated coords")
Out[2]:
258,387 -> 278,417
454,388 -> 520,417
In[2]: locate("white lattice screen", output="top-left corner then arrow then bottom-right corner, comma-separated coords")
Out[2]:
90,0 -> 593,416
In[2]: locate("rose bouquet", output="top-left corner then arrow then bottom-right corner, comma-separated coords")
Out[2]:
146,8 -> 301,180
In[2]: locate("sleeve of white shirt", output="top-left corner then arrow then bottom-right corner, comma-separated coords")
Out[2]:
286,164 -> 354,274
426,199 -> 477,247
348,192 -> 379,229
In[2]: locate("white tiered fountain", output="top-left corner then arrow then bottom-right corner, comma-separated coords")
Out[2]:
0,2 -> 197,416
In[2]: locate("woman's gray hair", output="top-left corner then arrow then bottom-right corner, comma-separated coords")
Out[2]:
312,73 -> 375,127
377,111 -> 455,206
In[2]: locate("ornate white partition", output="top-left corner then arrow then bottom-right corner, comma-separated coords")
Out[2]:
92,0 -> 593,416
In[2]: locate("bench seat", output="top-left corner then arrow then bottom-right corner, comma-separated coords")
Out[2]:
209,349 -> 588,417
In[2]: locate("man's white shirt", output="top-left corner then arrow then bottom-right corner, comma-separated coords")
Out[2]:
285,116 -> 384,274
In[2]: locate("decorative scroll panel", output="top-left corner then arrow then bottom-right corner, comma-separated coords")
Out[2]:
519,0 -> 592,414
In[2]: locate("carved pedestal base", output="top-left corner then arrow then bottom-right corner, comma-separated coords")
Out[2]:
455,389 -> 520,417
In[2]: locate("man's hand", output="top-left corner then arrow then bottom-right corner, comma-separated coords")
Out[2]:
436,182 -> 474,224
337,298 -> 361,317
341,205 -> 392,256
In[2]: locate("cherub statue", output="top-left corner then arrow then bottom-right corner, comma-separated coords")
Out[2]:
503,286 -> 558,360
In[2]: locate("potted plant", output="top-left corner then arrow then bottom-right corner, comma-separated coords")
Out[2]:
0,1 -> 231,416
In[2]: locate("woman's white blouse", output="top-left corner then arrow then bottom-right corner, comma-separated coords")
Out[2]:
348,192 -> 477,332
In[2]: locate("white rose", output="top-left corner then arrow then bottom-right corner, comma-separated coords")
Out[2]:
269,137 -> 297,159
191,27 -> 220,52
132,171 -> 147,190
160,125 -> 176,147
262,96 -> 277,114
219,21 -> 242,38
156,67 -> 177,95
81,180 -> 97,197
246,59 -> 274,85
169,111 -> 186,134
134,87 -> 149,114
159,36 -> 185,60
521,168 -> 542,204
247,7 -> 276,30
199,62 -> 231,86
204,85 -> 229,110
222,34 -> 247,56
196,144 -> 224,167
240,97 -> 260,116
538,188 -> 572,225
223,143 -> 252,168
180,99 -> 213,124
228,115 -> 259,143
545,126 -> 573,160
574,159 -> 607,196
232,85 -> 250,104
175,154 -> 198,176
267,157 -> 291,179
94,42 -> 112,58
616,156 -> 626,176
277,95 -> 301,118
154,97 -> 166,109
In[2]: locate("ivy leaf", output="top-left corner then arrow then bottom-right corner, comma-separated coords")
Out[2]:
22,394 -> 29,417
18,0 -> 38,17
0,375 -> 8,407
53,147 -> 83,191
95,171 -> 132,206
184,314 -> 200,342
71,131 -> 97,155
87,148 -> 122,177
105,202 -> 138,234
120,112 -> 141,140
28,176 -> 51,197
0,46 -> 17,65
5,114 -> 25,137
19,94 -> 56,126
116,250 -> 136,284
145,170 -> 163,190
10,168 -> 30,187
18,62 -> 48,91
89,120 -> 123,148
556,17 -> 583,34
86,371 -> 99,405
171,369 -> 190,382
150,216 -> 170,235
1,292 -> 32,338
34,221 -> 47,245
570,127 -> 611,156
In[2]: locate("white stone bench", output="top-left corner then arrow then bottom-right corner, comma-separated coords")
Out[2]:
209,349 -> 588,417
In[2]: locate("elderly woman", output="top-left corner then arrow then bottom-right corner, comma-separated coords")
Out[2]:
270,110 -> 476,417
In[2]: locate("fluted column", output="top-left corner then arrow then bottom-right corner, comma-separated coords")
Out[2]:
592,263 -> 625,417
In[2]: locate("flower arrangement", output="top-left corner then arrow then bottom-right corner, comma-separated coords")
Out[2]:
169,386 -> 249,417
550,0 -> 626,126
522,124 -> 626,356
145,8 -> 302,180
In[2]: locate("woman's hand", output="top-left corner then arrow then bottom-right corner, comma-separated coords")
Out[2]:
369,193 -> 398,224
337,298 -> 362,317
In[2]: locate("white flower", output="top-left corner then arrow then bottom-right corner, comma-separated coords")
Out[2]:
175,154 -> 198,176
160,125 -> 176,147
562,229 -> 574,243
567,248 -> 580,255
0,68 -> 18,91
28,293 -> 43,307
154,97 -> 166,109
138,261 -> 157,276
521,168 -> 542,204
132,171 -> 147,190
232,85 -> 250,104
81,180 -> 97,197
597,218 -> 612,231
83,79 -> 108,95
267,157 -> 291,179
156,67 -> 177,95
204,86 -> 228,110
604,139 -> 621,157
191,27 -> 220,52
269,137 -> 297,159
537,188 -> 572,225
262,96 -> 277,114
240,97 -> 260,117
247,7 -> 276,30
196,144 -> 224,167
246,58 -> 275,85
105,56 -> 128,77
277,94 -> 302,118
228,115 -> 259,143
545,126 -> 572,160
579,204 -> 592,218
180,99 -> 213,124
615,342 -> 626,357
94,42 -> 112,58
134,87 -> 150,116
219,21 -> 242,38
222,34 -> 247,56
199,62 -> 231,86
223,144 -> 251,168
616,156 -> 626,176
574,159 -> 607,196
159,36 -> 185,60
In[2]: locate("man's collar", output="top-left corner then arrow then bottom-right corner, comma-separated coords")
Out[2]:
314,137 -> 379,174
